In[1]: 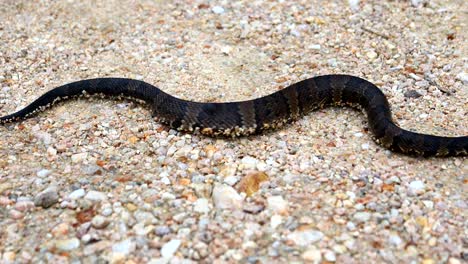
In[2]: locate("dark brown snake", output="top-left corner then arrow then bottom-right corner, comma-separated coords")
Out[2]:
0,75 -> 466,157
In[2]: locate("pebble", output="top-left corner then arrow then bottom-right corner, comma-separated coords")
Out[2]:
193,198 -> 210,213
353,211 -> 371,222
408,180 -> 425,195
366,50 -> 378,60
270,214 -> 283,229
223,176 -> 239,186
324,250 -> 336,262
36,169 -> 51,178
34,186 -> 59,208
112,239 -> 135,255
155,226 -> 171,236
267,196 -> 288,214
9,209 -> 24,219
287,229 -> 324,246
71,152 -> 88,163
84,191 -> 107,201
308,44 -> 321,50
456,72 -> 468,84
91,215 -> 110,229
389,234 -> 403,246
14,200 -> 35,212
404,90 -> 422,98
302,247 -> 322,263
161,239 -> 181,258
211,6 -> 225,14
212,184 -> 243,210
241,156 -> 259,169
68,189 -> 86,200
55,238 -> 80,251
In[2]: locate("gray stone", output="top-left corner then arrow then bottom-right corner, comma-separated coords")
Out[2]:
34,186 -> 59,208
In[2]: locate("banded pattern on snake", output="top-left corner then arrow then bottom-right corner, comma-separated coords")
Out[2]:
0,75 -> 466,157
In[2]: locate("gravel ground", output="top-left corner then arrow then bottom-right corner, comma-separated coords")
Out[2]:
0,0 -> 467,263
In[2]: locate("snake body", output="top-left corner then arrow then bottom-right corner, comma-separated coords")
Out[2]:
0,75 -> 466,157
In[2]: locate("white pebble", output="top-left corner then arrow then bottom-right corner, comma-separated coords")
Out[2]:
212,6 -> 225,14
348,0 -> 360,11
71,152 -> 88,163
112,239 -> 135,255
389,234 -> 403,246
270,214 -> 282,229
68,189 -> 85,200
241,156 -> 259,169
193,198 -> 210,213
456,72 -> 468,84
366,50 -> 378,59
308,44 -> 321,50
302,247 -> 322,262
85,191 -> 107,201
161,239 -> 181,258
267,196 -> 288,214
408,180 -> 425,195
287,229 -> 324,246
223,176 -> 239,186
353,211 -> 371,222
324,250 -> 336,262
212,184 -> 243,210
36,169 -> 51,178
55,238 -> 80,251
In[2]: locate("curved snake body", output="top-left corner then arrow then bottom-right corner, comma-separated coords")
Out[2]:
0,75 -> 466,157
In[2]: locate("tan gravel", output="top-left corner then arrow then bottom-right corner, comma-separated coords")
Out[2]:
0,0 -> 467,263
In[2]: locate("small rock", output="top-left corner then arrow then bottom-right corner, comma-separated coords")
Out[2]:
112,239 -> 135,255
324,250 -> 336,262
302,247 -> 322,263
353,211 -> 371,222
155,225 -> 171,236
85,191 -> 107,201
71,152 -> 88,163
308,44 -> 321,50
36,169 -> 51,178
161,239 -> 181,258
366,50 -> 378,59
456,72 -> 468,84
34,186 -> 59,208
389,234 -> 403,246
14,200 -> 35,212
237,171 -> 269,197
9,209 -> 24,219
91,215 -> 109,229
223,176 -> 238,186
448,258 -> 462,264
404,90 -> 422,98
211,6 -> 225,14
267,196 -> 288,214
212,184 -> 243,210
241,156 -> 259,169
287,229 -> 324,246
55,238 -> 80,251
69,189 -> 86,200
348,0 -> 360,11
270,214 -> 282,229
408,180 -> 425,195
193,198 -> 210,213
411,0 -> 423,7
242,203 -> 265,214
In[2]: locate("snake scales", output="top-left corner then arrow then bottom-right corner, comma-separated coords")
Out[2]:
0,75 -> 466,157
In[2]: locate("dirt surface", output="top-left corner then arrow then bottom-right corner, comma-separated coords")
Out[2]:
0,0 -> 466,263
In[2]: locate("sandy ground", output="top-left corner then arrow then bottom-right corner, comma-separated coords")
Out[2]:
0,0 -> 466,263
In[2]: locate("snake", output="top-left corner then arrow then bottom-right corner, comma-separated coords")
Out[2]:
0,75 -> 466,157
